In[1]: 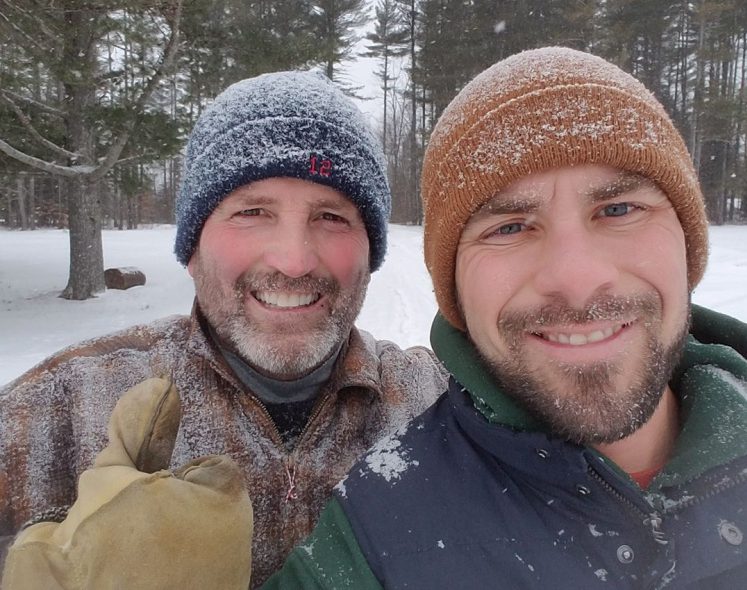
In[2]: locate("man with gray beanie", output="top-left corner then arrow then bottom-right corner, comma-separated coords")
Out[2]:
0,71 -> 446,588
265,47 -> 747,588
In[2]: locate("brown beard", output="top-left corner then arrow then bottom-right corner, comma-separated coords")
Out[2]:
474,293 -> 689,444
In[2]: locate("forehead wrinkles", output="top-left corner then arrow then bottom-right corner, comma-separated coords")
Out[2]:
469,170 -> 656,224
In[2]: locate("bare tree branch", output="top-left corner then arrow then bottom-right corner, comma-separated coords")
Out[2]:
1,1 -> 183,184
0,5 -> 55,57
111,151 -> 157,167
0,138 -> 91,178
0,93 -> 80,161
1,0 -> 59,42
1,89 -> 66,118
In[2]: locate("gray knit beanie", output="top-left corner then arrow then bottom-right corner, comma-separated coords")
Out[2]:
175,70 -> 391,271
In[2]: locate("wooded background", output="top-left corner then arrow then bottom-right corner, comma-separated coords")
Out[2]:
1,0 -> 746,299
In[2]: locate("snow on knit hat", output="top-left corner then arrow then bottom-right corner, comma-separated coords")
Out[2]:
175,70 -> 391,271
422,46 -> 708,330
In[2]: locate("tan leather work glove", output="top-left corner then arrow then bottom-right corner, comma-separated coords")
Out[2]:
1,378 -> 253,590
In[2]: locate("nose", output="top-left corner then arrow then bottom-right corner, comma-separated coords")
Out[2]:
262,224 -> 320,278
532,224 -> 620,308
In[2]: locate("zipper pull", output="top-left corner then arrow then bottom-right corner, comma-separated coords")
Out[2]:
644,512 -> 668,545
285,460 -> 298,503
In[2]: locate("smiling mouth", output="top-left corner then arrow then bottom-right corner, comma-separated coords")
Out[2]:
253,290 -> 322,309
532,322 -> 632,345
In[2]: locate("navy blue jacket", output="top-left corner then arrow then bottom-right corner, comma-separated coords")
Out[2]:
264,306 -> 747,589
336,379 -> 747,588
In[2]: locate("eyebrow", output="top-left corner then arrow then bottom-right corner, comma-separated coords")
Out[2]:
472,171 -> 656,220
587,172 -> 654,204
471,197 -> 540,221
224,194 -> 275,208
311,198 -> 351,211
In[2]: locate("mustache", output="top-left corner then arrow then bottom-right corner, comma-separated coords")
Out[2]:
497,293 -> 661,333
234,271 -> 337,296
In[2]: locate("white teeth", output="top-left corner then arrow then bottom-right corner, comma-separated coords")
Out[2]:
255,291 -> 318,308
569,333 -> 587,345
543,325 -> 621,346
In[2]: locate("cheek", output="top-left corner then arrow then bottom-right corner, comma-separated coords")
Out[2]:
456,249 -> 519,332
624,221 -> 689,336
627,222 -> 688,293
195,234 -> 255,285
319,233 -> 370,284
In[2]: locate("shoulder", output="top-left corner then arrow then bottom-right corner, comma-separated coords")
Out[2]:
690,304 -> 747,359
356,328 -> 448,394
336,396 -> 451,501
1,315 -> 192,396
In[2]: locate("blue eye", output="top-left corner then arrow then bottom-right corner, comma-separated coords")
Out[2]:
601,203 -> 631,217
497,222 -> 524,235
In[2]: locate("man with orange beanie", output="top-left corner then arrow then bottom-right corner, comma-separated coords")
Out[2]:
265,47 -> 747,588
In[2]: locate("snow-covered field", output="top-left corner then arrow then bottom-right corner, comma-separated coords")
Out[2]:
1,224 -> 746,386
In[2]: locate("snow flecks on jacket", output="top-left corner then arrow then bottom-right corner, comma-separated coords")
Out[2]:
513,552 -> 536,573
703,365 -> 747,401
301,539 -> 315,558
363,423 -> 420,484
594,568 -> 609,582
333,475 -> 348,499
0,312 -> 448,588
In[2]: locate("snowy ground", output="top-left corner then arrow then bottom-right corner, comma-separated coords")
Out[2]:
1,224 -> 746,386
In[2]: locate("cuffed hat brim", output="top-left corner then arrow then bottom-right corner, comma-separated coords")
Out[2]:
175,72 -> 390,271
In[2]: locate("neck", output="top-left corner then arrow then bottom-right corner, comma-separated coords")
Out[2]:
204,319 -> 344,403
594,386 -> 680,474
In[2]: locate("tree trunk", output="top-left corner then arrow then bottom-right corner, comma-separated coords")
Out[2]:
17,176 -> 28,230
407,1 -> 418,224
690,0 -> 707,171
5,184 -> 12,228
29,175 -> 36,230
60,8 -> 104,299
62,176 -> 105,299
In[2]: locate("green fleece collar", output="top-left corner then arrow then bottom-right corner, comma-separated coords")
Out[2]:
430,305 -> 747,485
430,312 -> 542,431
657,333 -> 747,485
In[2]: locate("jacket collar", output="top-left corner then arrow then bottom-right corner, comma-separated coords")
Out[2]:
431,304 -> 747,486
430,311 -> 541,432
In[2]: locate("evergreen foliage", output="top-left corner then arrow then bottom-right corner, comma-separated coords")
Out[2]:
0,0 -> 745,298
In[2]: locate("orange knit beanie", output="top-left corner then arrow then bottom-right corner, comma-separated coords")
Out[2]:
422,47 -> 708,330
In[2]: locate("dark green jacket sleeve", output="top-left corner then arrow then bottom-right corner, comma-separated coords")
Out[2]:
262,497 -> 382,590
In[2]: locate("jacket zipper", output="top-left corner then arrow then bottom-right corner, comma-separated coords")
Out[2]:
239,393 -> 301,502
254,387 -> 337,503
284,389 -> 342,502
207,338 -> 337,503
587,465 -> 669,545
295,388 -> 335,447
246,393 -> 285,444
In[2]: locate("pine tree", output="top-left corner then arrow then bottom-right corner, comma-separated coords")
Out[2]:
312,0 -> 370,85
0,1 -> 183,299
364,0 -> 409,154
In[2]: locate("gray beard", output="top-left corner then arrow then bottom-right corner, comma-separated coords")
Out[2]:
197,269 -> 369,380
474,294 -> 689,445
